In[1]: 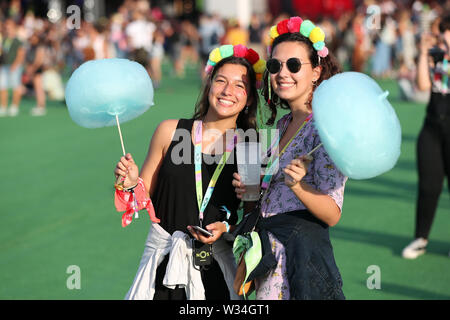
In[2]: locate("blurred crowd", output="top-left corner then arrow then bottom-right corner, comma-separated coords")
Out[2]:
0,0 -> 449,117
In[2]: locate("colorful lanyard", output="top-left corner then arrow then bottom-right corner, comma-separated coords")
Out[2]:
443,58 -> 448,92
194,120 -> 236,226
261,113 -> 312,190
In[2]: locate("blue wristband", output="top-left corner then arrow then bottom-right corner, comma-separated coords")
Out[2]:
222,221 -> 230,233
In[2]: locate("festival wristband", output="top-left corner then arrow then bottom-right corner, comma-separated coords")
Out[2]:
222,221 -> 230,233
123,182 -> 138,192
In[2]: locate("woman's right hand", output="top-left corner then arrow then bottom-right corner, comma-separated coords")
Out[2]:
232,172 -> 246,200
114,153 -> 140,188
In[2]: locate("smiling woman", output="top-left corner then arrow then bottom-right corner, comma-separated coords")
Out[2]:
233,16 -> 347,300
208,64 -> 250,120
194,55 -> 261,131
269,41 -> 320,111
113,44 -> 265,300
261,31 -> 341,126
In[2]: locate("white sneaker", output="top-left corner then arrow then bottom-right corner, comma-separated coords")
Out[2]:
402,238 -> 428,259
8,106 -> 19,117
0,108 -> 7,117
30,107 -> 47,116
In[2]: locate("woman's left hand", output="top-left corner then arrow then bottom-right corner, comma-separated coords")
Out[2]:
187,222 -> 227,244
283,155 -> 313,188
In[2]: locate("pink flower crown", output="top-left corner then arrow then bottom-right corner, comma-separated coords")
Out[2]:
268,16 -> 329,58
204,44 -> 266,88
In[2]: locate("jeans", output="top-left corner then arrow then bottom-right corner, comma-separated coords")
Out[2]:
0,65 -> 23,90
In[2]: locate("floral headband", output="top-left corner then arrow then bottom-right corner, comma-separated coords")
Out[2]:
268,16 -> 329,58
205,44 -> 266,88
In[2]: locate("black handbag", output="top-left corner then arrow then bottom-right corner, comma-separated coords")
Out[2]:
232,185 -> 266,237
232,205 -> 261,237
231,202 -> 261,297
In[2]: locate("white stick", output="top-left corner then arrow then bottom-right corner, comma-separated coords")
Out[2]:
115,114 -> 126,156
306,143 -> 323,157
115,114 -> 126,188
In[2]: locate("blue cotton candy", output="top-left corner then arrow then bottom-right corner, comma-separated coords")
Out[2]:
312,72 -> 401,180
65,58 -> 154,128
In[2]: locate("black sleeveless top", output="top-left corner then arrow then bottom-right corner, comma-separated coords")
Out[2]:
152,119 -> 240,235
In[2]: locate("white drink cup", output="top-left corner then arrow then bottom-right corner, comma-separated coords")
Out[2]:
236,142 -> 261,201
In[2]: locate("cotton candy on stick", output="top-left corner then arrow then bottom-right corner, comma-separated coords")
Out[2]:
311,72 -> 401,180
65,58 -> 154,186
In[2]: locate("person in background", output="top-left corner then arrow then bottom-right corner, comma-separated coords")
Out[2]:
351,10 -> 371,73
22,32 -> 46,116
89,23 -> 109,60
199,14 -> 224,78
0,19 -> 25,117
371,14 -> 396,78
73,22 -> 94,62
126,9 -> 156,73
248,14 -> 264,58
223,19 -> 249,47
176,20 -> 200,78
402,15 -> 450,259
397,9 -> 417,71
149,28 -> 165,88
110,13 -> 128,59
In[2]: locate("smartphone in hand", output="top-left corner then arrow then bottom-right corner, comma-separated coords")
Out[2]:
190,225 -> 213,237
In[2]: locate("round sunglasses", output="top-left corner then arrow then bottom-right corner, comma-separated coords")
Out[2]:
266,58 -> 311,74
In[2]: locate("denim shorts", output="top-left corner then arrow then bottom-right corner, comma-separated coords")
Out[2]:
0,65 -> 24,90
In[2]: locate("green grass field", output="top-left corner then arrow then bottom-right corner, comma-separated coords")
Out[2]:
0,63 -> 449,300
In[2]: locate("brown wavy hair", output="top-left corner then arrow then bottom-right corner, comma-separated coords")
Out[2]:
193,56 -> 259,131
261,32 -> 342,126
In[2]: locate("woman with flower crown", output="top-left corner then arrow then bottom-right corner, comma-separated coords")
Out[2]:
113,44 -> 266,300
233,16 -> 347,300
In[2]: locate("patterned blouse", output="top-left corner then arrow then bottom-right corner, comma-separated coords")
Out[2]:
255,113 -> 347,300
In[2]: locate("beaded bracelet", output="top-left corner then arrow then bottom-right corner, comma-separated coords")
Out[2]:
123,182 -> 138,192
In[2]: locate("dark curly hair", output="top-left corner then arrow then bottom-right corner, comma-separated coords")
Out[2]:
261,32 -> 342,126
193,56 -> 259,131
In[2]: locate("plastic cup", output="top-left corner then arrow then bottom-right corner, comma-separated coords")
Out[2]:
236,142 -> 261,201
